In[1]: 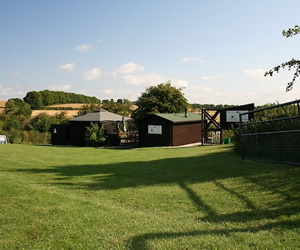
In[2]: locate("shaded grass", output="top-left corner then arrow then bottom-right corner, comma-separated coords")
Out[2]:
0,144 -> 299,249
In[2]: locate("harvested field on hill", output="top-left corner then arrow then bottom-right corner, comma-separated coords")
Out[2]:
0,100 -> 6,107
48,103 -> 88,109
32,110 -> 79,117
0,100 -> 6,113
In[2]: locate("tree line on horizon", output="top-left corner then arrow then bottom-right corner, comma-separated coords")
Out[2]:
4,89 -> 237,115
23,90 -> 100,109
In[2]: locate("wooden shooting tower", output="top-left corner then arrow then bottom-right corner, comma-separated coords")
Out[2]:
201,103 -> 255,144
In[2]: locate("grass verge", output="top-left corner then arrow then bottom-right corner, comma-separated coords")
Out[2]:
0,144 -> 299,249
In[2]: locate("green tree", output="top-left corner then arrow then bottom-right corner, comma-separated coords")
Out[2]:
265,25 -> 300,91
23,91 -> 43,109
24,90 -> 100,108
5,98 -> 32,116
132,82 -> 188,122
77,104 -> 100,116
2,115 -> 22,131
30,113 -> 58,132
101,99 -> 133,117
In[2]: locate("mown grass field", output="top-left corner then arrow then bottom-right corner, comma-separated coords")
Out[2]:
0,144 -> 299,249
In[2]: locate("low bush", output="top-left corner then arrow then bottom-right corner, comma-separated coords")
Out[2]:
22,131 -> 51,144
85,122 -> 106,147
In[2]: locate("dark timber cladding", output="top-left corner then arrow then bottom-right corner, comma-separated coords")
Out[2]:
51,124 -> 70,145
139,112 -> 202,147
67,109 -> 132,146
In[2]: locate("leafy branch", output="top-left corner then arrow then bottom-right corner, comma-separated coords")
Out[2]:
282,24 -> 300,38
264,58 -> 300,91
265,25 -> 300,91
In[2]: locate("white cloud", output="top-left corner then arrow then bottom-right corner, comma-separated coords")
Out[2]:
75,44 -> 93,52
201,75 -> 221,81
59,63 -> 76,71
184,82 -> 300,106
244,68 -> 266,79
99,89 -> 140,101
12,72 -> 21,77
122,74 -> 167,86
97,39 -> 103,43
113,62 -> 144,76
185,85 -> 236,104
172,80 -> 189,88
0,84 -> 13,96
180,57 -> 206,63
100,89 -> 113,94
122,73 -> 189,88
82,68 -> 102,81
48,84 -> 71,91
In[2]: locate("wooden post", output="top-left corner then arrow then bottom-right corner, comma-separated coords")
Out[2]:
220,130 -> 223,144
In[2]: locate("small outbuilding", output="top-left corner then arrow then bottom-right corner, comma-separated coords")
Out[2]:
139,112 -> 202,147
68,109 -> 132,146
51,109 -> 132,146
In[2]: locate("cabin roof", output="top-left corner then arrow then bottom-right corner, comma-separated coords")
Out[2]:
69,109 -> 132,122
154,112 -> 201,123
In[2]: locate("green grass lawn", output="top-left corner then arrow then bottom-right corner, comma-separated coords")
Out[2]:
0,144 -> 299,249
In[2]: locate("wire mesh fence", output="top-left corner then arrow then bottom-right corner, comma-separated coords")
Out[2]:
239,100 -> 300,165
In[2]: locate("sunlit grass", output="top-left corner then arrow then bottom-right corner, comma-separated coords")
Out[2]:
0,144 -> 299,249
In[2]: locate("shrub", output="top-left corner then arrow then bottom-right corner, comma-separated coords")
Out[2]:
85,122 -> 106,147
22,131 -> 51,144
5,129 -> 23,144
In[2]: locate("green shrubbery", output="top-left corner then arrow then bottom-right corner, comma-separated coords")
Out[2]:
84,122 -> 122,147
2,130 -> 50,144
0,105 -> 68,144
85,122 -> 106,147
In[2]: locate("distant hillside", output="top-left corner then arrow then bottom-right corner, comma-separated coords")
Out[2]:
23,90 -> 100,109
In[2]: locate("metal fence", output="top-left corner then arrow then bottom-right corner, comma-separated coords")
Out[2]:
239,100 -> 300,165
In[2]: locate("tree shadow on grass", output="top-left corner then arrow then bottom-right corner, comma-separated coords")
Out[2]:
129,219 -> 300,249
15,149 -> 300,248
16,149 -> 290,190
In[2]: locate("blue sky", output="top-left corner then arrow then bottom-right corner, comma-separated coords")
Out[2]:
0,0 -> 299,105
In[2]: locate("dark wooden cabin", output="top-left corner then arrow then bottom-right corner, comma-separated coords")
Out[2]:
51,109 -> 132,146
139,112 -> 202,147
68,109 -> 132,146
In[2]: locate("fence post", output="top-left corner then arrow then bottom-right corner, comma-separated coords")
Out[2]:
201,109 -> 204,145
279,133 -> 282,163
239,113 -> 244,159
